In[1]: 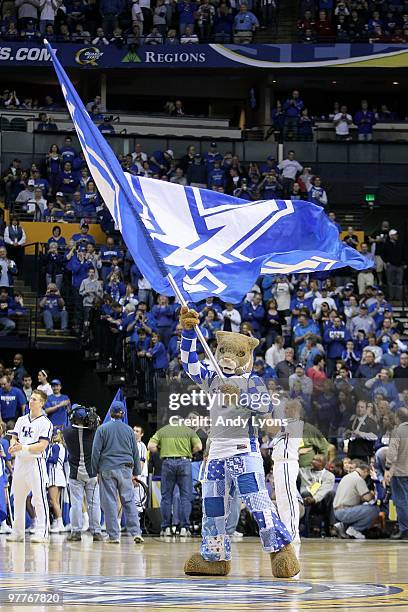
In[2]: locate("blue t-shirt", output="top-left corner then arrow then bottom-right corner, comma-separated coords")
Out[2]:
293,320 -> 320,357
45,393 -> 70,427
0,386 -> 26,421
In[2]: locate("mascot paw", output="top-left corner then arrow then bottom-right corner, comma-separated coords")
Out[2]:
219,384 -> 241,406
184,553 -> 231,576
270,544 -> 300,578
180,305 -> 200,330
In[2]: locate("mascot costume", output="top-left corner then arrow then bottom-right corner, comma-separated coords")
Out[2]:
179,306 -> 300,578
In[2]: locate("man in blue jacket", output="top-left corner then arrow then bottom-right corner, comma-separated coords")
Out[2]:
92,401 -> 143,543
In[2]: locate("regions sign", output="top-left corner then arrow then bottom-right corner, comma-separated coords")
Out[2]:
0,43 -> 407,69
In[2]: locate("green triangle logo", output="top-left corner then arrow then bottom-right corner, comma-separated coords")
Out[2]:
121,52 -> 142,63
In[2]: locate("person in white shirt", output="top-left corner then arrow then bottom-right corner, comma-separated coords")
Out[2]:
39,0 -> 61,34
221,303 -> 241,332
272,276 -> 293,314
181,25 -> 199,43
265,335 -> 285,369
277,151 -> 303,197
7,389 -> 52,542
333,105 -> 353,140
312,288 -> 337,315
37,369 -> 53,397
133,425 -> 148,513
270,399 -> 304,545
131,143 -> 148,169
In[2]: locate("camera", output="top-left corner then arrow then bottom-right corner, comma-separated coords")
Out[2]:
68,404 -> 100,429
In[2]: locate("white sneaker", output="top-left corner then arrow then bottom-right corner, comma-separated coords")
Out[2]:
31,535 -> 49,543
134,535 -> 144,543
81,513 -> 89,532
0,522 -> 12,534
346,526 -> 365,540
6,532 -> 24,542
160,527 -> 172,536
179,527 -> 191,537
50,519 -> 64,533
232,530 -> 244,538
29,522 -> 36,534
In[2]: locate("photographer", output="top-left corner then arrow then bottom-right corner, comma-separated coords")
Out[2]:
91,401 -> 144,544
39,282 -> 69,335
64,404 -> 103,541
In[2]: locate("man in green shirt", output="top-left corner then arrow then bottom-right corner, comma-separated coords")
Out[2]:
148,424 -> 202,537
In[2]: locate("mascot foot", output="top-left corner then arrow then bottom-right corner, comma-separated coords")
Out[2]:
270,544 -> 300,578
184,553 -> 231,576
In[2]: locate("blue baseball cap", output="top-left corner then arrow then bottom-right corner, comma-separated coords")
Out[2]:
51,379 -> 62,386
110,401 -> 124,414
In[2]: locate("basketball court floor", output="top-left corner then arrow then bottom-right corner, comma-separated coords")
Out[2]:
0,535 -> 407,610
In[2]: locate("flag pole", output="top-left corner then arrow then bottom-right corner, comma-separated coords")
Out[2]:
166,273 -> 224,379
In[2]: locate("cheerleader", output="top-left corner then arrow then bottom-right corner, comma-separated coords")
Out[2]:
37,370 -> 53,397
47,429 -> 68,533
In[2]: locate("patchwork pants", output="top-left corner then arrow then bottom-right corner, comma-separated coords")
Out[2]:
201,452 -> 292,561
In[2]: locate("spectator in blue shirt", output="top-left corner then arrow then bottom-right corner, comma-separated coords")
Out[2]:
99,237 -> 123,281
0,374 -> 26,422
208,159 -> 226,189
104,271 -> 126,303
308,176 -> 328,207
241,293 -> 265,337
60,136 -> 77,165
146,332 -> 169,373
323,315 -> 351,376
213,3 -> 234,41
98,116 -> 115,135
0,287 -> 16,336
341,339 -> 361,376
353,100 -> 376,141
293,309 -> 321,359
233,4 -> 259,37
178,0 -> 197,34
71,224 -> 96,249
365,368 -> 400,409
151,295 -> 176,347
283,90 -> 304,139
39,283 -> 69,334
290,287 -> 313,327
368,290 -> 392,329
259,172 -> 283,199
57,161 -> 79,199
149,149 -> 173,174
382,342 -> 401,368
44,379 -> 71,428
298,108 -> 314,141
168,324 -> 182,361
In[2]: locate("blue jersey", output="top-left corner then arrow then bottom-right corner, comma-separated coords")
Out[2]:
0,386 -> 26,421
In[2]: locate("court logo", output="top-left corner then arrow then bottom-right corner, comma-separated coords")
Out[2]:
0,575 -> 405,607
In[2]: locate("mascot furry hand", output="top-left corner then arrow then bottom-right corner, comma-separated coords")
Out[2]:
179,306 -> 300,579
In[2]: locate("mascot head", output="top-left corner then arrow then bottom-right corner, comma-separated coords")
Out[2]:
215,331 -> 259,375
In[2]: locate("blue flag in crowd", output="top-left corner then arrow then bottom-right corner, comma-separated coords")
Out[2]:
46,42 -> 372,304
103,388 -> 128,424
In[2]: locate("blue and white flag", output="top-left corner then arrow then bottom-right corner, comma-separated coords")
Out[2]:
103,388 -> 128,424
46,42 -> 372,304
